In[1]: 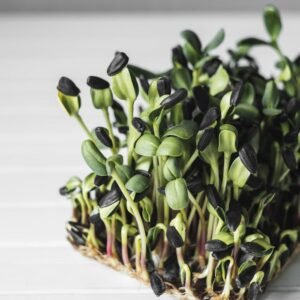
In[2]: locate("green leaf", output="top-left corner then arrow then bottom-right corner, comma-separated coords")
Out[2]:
228,157 -> 251,188
163,157 -> 182,181
147,224 -> 166,250
106,154 -> 123,175
218,124 -> 238,153
90,88 -> 112,109
240,82 -> 255,105
139,197 -> 153,223
135,133 -> 160,157
165,178 -> 189,210
181,30 -> 202,52
82,173 -> 96,200
220,91 -> 232,120
163,120 -> 198,140
126,174 -> 150,193
81,140 -> 107,176
264,5 -> 282,41
57,91 -> 80,116
156,136 -> 184,157
111,67 -> 138,102
209,65 -> 229,96
237,37 -> 269,49
115,164 -> 132,182
99,201 -> 120,219
234,104 -> 260,120
262,80 -> 279,109
263,108 -> 282,116
204,29 -> 225,53
171,68 -> 192,91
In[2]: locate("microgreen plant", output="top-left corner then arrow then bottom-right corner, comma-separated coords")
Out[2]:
58,6 -> 299,300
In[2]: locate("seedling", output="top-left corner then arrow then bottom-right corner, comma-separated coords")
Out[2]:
58,5 -> 299,299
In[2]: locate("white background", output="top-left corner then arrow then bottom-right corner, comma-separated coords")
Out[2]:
0,11 -> 299,299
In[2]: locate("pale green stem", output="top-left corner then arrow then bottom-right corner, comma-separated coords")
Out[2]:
103,108 -> 117,154
74,113 -> 94,141
221,152 -> 231,196
183,150 -> 198,175
112,170 -> 148,279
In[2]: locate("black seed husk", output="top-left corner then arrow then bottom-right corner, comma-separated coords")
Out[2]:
132,117 -> 147,133
247,282 -> 260,300
94,175 -> 110,187
236,265 -> 256,288
246,175 -> 264,190
284,129 -> 299,144
68,228 -> 86,246
206,184 -> 224,210
226,205 -> 242,232
240,242 -> 268,257
198,128 -> 215,151
212,249 -> 232,260
282,148 -> 297,170
172,45 -> 187,67
87,76 -> 110,89
139,75 -> 150,94
167,226 -> 184,248
136,169 -> 151,178
59,186 -> 68,196
118,125 -> 129,134
192,85 -> 210,112
230,81 -> 244,106
107,52 -> 129,76
158,186 -> 166,195
89,209 -> 102,225
150,272 -> 166,297
205,240 -> 231,252
202,58 -> 222,76
239,143 -> 258,174
95,127 -> 113,148
199,106 -> 220,130
160,88 -> 187,109
57,76 -> 80,96
187,179 -> 204,195
157,76 -> 171,96
99,183 -> 121,208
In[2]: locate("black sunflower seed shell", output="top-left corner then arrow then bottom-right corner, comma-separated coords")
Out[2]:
282,148 -> 297,170
107,52 -> 129,76
286,98 -> 300,115
187,179 -> 204,195
240,242 -> 269,257
205,239 -> 232,252
68,228 -> 86,246
230,81 -> 244,106
132,117 -> 148,133
157,76 -> 171,96
206,184 -> 224,210
199,106 -> 220,130
239,143 -> 258,174
198,128 -> 215,151
246,175 -> 264,190
212,249 -> 232,260
95,127 -> 113,148
57,76 -> 80,96
172,45 -> 187,67
160,88 -> 187,109
202,58 -> 222,76
139,75 -> 150,94
111,99 -> 124,111
192,85 -> 210,112
226,205 -> 242,232
59,186 -> 68,196
136,169 -> 152,178
99,183 -> 122,208
150,272 -> 166,297
87,76 -> 110,89
236,265 -> 256,288
94,175 -> 110,187
158,186 -> 166,195
284,129 -> 299,144
247,282 -> 260,300
89,209 -> 102,225
118,125 -> 129,134
167,226 -> 184,248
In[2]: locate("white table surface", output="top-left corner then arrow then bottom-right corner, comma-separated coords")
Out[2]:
0,12 -> 299,299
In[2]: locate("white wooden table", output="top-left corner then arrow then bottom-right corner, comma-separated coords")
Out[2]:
0,12 -> 299,299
